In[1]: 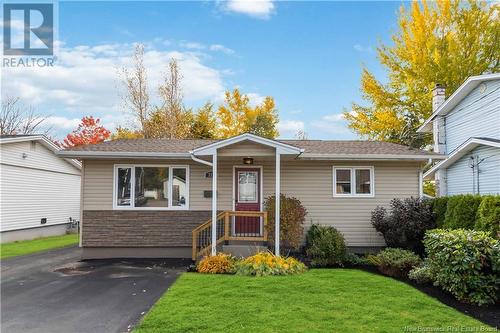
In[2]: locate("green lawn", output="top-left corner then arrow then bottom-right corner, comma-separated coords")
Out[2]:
0,234 -> 78,259
135,269 -> 486,333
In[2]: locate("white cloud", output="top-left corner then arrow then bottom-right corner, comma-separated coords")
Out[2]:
353,43 -> 374,54
310,113 -> 350,137
209,44 -> 235,55
222,0 -> 275,19
278,120 -> 304,138
179,41 -> 206,50
44,116 -> 81,130
247,92 -> 265,106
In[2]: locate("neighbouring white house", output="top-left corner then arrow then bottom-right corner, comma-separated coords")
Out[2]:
0,135 -> 81,243
418,73 -> 500,196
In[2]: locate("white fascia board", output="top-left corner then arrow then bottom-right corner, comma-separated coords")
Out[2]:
56,151 -> 192,159
191,133 -> 303,155
299,153 -> 446,161
423,138 -> 500,179
417,73 -> 500,133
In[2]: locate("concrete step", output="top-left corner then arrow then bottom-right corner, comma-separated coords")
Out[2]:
222,244 -> 268,258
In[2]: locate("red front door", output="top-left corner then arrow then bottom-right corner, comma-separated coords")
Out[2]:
234,167 -> 261,236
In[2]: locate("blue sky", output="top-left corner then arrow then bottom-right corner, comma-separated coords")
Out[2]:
2,1 -> 404,139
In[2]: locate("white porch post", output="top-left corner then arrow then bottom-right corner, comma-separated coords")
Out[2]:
418,170 -> 423,198
211,150 -> 217,255
275,150 -> 281,256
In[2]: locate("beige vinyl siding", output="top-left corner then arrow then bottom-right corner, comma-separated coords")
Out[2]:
82,157 -> 421,247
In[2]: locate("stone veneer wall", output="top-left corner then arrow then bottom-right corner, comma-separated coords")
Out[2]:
82,210 -> 211,247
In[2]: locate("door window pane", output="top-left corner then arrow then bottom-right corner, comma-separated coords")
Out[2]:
172,168 -> 187,207
336,169 -> 351,194
356,169 -> 371,194
238,171 -> 257,202
117,168 -> 132,206
134,167 -> 169,207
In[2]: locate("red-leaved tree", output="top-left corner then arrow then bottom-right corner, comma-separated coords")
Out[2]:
59,116 -> 111,148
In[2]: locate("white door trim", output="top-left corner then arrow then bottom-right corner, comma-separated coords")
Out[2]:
232,165 -> 264,236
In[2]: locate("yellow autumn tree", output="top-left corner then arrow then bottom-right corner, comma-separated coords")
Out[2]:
344,0 -> 499,148
217,89 -> 279,139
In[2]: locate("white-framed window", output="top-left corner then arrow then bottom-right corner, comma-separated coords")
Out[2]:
113,164 -> 189,210
333,166 -> 374,197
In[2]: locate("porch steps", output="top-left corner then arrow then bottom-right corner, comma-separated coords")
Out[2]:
222,244 -> 267,258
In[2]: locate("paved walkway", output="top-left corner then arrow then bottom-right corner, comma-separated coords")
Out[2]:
1,246 -> 187,333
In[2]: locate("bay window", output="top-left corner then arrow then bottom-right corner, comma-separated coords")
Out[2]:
114,165 -> 189,209
333,166 -> 374,197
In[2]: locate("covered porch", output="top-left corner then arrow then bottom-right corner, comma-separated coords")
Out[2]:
189,133 -> 303,259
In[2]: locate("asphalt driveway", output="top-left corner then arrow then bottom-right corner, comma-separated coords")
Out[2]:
1,246 -> 188,333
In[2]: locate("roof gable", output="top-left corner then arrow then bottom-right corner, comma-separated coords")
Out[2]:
418,73 -> 500,133
191,133 -> 303,155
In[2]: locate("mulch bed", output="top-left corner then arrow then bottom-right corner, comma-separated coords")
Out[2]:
356,265 -> 500,327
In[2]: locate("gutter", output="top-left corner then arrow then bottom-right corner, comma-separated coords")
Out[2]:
190,152 -> 213,167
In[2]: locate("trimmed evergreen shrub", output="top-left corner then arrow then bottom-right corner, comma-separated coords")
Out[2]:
408,263 -> 434,284
265,194 -> 306,252
305,224 -> 346,267
424,229 -> 500,305
475,195 -> 500,238
367,248 -> 422,278
443,194 -> 482,229
371,197 -> 435,254
431,196 -> 448,228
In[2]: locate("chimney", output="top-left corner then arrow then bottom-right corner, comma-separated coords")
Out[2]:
432,84 -> 446,112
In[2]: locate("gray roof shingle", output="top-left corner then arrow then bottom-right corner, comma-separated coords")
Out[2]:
63,138 -> 439,156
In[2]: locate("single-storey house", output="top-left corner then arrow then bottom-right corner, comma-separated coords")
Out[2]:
418,73 -> 500,196
0,135 -> 81,243
58,133 -> 444,259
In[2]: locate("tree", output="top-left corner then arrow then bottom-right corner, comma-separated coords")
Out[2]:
110,126 -> 143,140
217,89 -> 279,138
59,116 -> 110,148
344,0 -> 499,147
156,58 -> 193,139
121,44 -> 150,137
1,97 -> 49,135
189,102 -> 217,139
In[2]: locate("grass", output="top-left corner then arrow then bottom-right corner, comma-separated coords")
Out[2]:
135,269 -> 486,333
1,233 -> 78,259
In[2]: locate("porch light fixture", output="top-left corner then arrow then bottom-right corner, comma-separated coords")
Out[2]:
243,157 -> 254,165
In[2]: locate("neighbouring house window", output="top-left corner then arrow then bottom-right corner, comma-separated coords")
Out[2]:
114,165 -> 189,209
333,167 -> 374,197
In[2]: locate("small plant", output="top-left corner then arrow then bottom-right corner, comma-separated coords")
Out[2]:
474,195 -> 500,238
408,263 -> 434,284
424,229 -> 500,305
371,197 -> 435,254
443,194 -> 482,229
235,251 -> 307,276
197,253 -> 236,274
305,224 -> 346,267
343,253 -> 370,266
368,248 -> 421,278
264,194 -> 307,252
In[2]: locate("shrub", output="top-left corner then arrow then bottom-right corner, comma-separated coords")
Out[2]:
235,251 -> 307,276
305,224 -> 346,267
371,197 -> 435,254
424,229 -> 500,305
368,248 -> 422,278
197,253 -> 236,274
343,253 -> 371,266
264,194 -> 306,252
443,194 -> 482,229
431,197 -> 449,228
408,263 -> 434,284
475,195 -> 500,238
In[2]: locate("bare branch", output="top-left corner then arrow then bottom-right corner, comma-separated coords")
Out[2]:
0,97 -> 50,135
